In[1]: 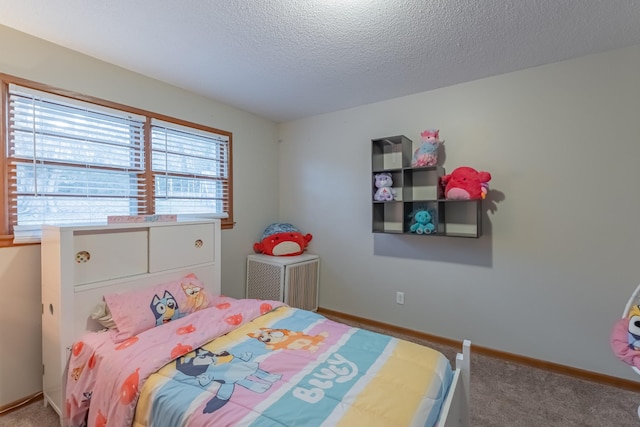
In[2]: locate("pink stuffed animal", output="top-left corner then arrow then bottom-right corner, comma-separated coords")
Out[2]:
411,129 -> 442,167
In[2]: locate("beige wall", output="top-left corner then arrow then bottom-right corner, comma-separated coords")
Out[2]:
0,25 -> 280,406
278,44 -> 640,381
0,245 -> 42,405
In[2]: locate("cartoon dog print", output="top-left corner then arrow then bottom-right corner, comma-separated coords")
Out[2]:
180,276 -> 209,312
175,348 -> 282,413
150,290 -> 184,326
247,328 -> 328,352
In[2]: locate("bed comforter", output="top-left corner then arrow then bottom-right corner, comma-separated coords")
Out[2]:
65,297 -> 452,427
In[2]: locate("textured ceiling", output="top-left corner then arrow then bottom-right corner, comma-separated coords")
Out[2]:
1,0 -> 640,122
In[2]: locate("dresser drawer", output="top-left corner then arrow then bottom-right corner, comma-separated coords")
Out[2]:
149,223 -> 214,272
73,229 -> 148,285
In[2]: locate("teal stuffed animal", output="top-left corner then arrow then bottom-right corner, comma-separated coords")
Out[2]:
410,209 -> 435,234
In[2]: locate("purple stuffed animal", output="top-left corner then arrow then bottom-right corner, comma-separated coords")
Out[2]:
373,173 -> 396,201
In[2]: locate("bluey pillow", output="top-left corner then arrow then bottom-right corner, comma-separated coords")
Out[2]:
104,273 -> 212,342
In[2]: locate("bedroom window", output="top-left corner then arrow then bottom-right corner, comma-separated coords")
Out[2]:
151,119 -> 229,217
1,76 -> 233,245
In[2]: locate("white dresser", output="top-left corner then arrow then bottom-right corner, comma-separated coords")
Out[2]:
40,220 -> 221,418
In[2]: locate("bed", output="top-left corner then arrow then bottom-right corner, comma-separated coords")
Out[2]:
41,219 -> 470,427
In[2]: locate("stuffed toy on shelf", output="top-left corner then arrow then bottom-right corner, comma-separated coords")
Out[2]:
441,166 -> 491,200
411,129 -> 442,167
253,223 -> 312,256
409,209 -> 436,235
373,173 -> 397,201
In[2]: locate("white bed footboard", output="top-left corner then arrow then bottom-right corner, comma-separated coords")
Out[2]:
437,340 -> 471,427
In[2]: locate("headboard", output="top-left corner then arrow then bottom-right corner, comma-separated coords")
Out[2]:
42,219 -> 221,338
40,219 -> 221,416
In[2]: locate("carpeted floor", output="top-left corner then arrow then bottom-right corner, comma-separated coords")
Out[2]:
2,318 -> 640,426
0,402 -> 59,427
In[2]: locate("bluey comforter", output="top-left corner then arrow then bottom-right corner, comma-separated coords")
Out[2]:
65,297 -> 452,427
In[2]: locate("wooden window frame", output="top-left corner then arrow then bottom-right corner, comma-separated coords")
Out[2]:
0,73 -> 234,247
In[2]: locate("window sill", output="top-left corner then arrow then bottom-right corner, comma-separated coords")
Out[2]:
0,235 -> 39,248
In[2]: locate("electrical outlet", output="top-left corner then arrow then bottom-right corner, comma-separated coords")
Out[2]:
396,291 -> 405,305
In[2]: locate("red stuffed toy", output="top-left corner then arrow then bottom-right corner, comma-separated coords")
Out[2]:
253,223 -> 312,256
441,166 -> 491,200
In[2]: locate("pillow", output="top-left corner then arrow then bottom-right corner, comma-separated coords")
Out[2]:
104,273 -> 212,342
90,301 -> 117,329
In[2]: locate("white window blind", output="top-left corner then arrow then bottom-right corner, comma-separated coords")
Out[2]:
5,83 -> 232,243
151,119 -> 230,216
8,84 -> 146,238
